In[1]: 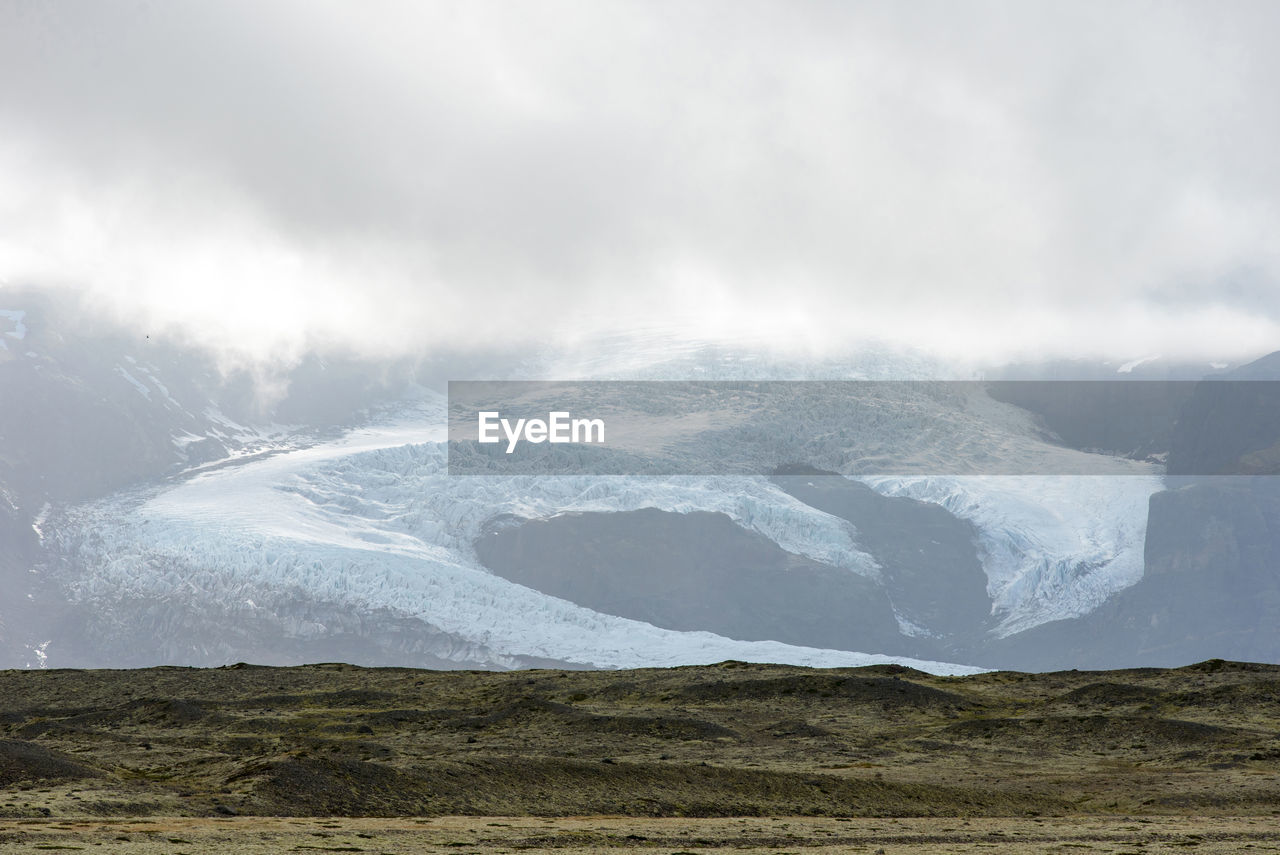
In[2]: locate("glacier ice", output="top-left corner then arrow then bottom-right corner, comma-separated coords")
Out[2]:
52,342 -> 1165,672
859,474 -> 1162,635
60,400 -> 982,673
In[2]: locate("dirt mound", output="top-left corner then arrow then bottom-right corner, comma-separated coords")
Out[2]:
228,689 -> 398,709
573,712 -> 738,741
1051,682 -> 1165,707
761,719 -> 833,738
15,697 -> 220,737
0,739 -> 99,786
944,715 -> 1236,748
1166,681 -> 1280,710
680,675 -> 970,709
241,754 -> 1066,817
448,698 -> 737,741
126,698 -> 211,724
1180,659 -> 1280,675
363,707 -> 458,728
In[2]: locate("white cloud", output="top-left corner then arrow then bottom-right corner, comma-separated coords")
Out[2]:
1,0 -> 1277,364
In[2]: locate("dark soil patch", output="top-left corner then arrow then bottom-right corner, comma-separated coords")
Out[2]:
0,740 -> 99,786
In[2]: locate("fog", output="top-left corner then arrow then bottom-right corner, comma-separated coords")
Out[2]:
2,0 -> 1278,365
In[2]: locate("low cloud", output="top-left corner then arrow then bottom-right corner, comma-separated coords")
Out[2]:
2,0 -> 1278,364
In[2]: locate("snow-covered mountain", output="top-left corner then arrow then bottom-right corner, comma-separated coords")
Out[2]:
49,401 -> 977,673
4,291 -> 1278,672
47,385 -> 1156,673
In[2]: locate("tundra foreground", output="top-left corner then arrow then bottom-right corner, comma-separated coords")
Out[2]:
1,660 -> 1277,851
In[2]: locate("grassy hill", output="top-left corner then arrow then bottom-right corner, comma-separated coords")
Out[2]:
2,659 -> 1278,819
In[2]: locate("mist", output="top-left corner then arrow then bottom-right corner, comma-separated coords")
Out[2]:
2,0 -> 1278,366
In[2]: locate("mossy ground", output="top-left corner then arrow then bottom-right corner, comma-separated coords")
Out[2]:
1,659 -> 1277,821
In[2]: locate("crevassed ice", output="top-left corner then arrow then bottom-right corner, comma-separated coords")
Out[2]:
859,474 -> 1161,636
62,416 -> 987,673
56,355 -> 1163,670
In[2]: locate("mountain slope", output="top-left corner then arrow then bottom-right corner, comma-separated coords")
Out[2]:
6,294 -> 1279,672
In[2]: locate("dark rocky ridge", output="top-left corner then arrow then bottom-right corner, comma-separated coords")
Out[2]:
985,379 -> 1192,461
476,507 -> 901,654
1000,477 -> 1280,671
770,465 -> 991,650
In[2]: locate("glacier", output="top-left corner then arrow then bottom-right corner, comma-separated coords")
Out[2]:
58,399 -> 976,673
859,474 -> 1162,636
49,340 -> 1166,673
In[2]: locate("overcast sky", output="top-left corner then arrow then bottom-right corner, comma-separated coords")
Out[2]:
2,0 -> 1278,365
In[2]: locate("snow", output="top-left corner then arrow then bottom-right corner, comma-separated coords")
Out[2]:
0,309 -> 27,340
892,612 -> 937,639
162,408 -> 299,474
31,502 -> 51,544
27,641 -> 50,670
51,338 -> 1164,673
57,380 -> 1159,670
858,474 -> 1161,635
58,398 -> 983,674
171,432 -> 206,448
114,365 -> 152,400
121,358 -> 183,408
1117,354 -> 1161,373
